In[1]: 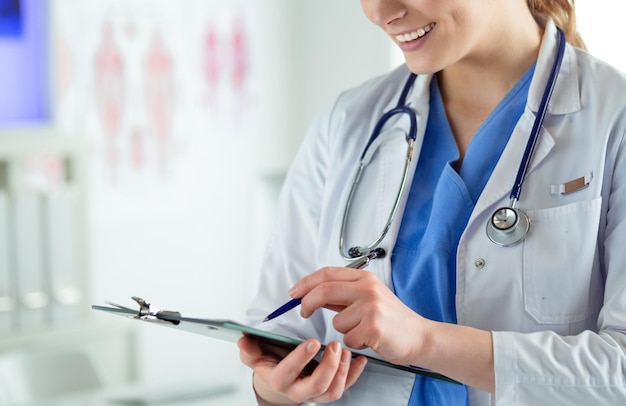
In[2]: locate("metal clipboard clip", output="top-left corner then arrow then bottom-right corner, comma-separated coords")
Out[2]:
105,296 -> 181,325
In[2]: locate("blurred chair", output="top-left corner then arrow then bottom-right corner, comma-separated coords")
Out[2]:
0,349 -> 101,405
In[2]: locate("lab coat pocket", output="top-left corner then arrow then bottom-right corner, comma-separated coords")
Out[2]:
523,197 -> 603,324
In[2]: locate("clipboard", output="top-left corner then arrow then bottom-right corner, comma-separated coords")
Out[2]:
92,297 -> 459,384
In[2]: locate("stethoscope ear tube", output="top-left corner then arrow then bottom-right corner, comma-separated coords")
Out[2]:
339,72 -> 418,261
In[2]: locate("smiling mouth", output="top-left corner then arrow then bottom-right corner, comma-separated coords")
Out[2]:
395,23 -> 436,43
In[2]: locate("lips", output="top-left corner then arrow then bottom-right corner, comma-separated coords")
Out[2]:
395,23 -> 436,43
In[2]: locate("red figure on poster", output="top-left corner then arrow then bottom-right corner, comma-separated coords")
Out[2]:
144,30 -> 175,177
231,15 -> 248,94
94,22 -> 125,182
203,21 -> 220,113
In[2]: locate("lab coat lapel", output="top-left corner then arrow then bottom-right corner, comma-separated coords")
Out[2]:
470,19 -> 581,223
472,114 -> 556,219
527,21 -> 581,115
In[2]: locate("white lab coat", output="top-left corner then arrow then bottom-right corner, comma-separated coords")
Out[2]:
245,21 -> 626,405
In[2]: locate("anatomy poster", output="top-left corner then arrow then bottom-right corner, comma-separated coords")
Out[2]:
51,0 -> 258,202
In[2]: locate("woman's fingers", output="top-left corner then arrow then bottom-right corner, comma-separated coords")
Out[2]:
290,267 -> 363,299
240,335 -> 368,403
238,335 -> 265,366
308,349 -> 368,403
345,355 -> 368,389
272,340 -> 341,402
271,339 -> 322,389
290,341 -> 369,404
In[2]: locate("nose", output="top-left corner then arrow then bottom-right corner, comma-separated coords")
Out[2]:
361,0 -> 406,27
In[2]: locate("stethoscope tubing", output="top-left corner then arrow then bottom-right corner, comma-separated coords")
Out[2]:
487,28 -> 566,247
341,28 -> 566,255
339,73 -> 418,260
510,28 -> 566,201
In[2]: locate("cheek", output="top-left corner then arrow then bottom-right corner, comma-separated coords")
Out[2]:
359,0 -> 379,26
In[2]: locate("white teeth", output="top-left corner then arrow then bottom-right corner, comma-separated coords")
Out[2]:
396,23 -> 435,43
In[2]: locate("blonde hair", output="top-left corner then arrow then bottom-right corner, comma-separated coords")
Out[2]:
527,0 -> 586,50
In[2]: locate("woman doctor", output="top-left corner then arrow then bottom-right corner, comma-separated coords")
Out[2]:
239,0 -> 626,404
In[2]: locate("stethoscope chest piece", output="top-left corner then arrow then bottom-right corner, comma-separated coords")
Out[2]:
486,206 -> 530,247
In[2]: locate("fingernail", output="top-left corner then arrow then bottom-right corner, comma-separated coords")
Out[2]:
358,358 -> 367,369
288,286 -> 297,297
341,350 -> 351,364
306,340 -> 317,354
332,342 -> 341,355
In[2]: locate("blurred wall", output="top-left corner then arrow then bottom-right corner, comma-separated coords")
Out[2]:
73,0 -> 625,395
5,0 -> 621,402
577,0 -> 626,72
0,0 -> 395,400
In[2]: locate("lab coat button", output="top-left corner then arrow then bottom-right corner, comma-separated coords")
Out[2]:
474,258 -> 485,269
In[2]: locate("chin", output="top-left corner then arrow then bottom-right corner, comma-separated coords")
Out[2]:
400,53 -> 442,75
404,61 -> 441,76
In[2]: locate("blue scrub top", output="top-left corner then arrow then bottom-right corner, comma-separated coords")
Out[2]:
391,65 -> 534,405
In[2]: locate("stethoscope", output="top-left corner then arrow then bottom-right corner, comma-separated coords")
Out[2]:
339,28 -> 566,260
486,28 -> 565,246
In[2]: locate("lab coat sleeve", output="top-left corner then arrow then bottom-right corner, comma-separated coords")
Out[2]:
244,99 -> 339,346
239,102 -> 339,404
492,128 -> 626,404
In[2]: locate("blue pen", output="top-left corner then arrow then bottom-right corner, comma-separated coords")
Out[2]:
263,248 -> 386,322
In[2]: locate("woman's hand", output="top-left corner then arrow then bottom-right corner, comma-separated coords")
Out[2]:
238,335 -> 367,405
288,266 -> 496,393
289,266 -> 429,366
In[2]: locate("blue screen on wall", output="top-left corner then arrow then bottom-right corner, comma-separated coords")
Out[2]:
0,0 -> 21,37
0,0 -> 49,127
